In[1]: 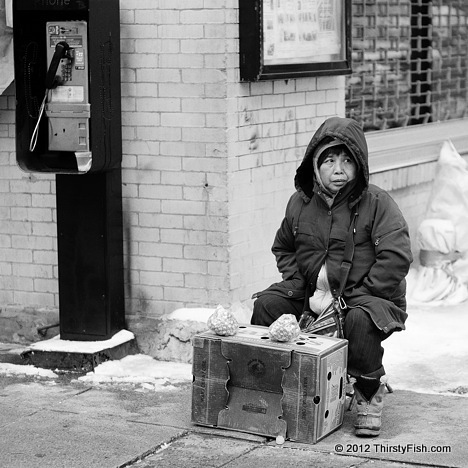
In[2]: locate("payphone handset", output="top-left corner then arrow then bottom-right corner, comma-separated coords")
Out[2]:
29,21 -> 90,155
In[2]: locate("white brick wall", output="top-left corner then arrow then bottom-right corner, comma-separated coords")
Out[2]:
120,2 -> 230,315
0,84 -> 57,308
0,1 -> 432,324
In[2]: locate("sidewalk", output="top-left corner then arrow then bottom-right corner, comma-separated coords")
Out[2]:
1,349 -> 466,468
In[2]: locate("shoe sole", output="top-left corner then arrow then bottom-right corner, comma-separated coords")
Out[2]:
355,428 -> 380,437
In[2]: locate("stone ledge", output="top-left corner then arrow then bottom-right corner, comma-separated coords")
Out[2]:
0,306 -> 208,364
0,305 -> 60,344
126,315 -> 208,364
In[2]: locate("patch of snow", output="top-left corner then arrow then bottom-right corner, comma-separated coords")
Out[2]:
25,329 -> 135,354
78,354 -> 192,392
168,302 -> 252,325
167,307 -> 214,323
0,363 -> 57,379
383,302 -> 468,397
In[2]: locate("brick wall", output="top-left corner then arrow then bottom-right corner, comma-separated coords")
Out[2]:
119,1 -> 233,316
0,1 -> 434,324
0,86 -> 58,308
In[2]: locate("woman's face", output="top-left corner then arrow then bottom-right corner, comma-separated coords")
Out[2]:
318,149 -> 357,194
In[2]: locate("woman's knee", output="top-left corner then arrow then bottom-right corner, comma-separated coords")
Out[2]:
345,307 -> 372,328
346,307 -> 369,324
251,294 -> 302,326
251,295 -> 275,326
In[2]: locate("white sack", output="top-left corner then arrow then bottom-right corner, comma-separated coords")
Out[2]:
425,140 -> 468,253
407,141 -> 468,305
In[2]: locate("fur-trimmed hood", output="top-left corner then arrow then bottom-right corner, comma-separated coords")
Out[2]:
294,117 -> 369,204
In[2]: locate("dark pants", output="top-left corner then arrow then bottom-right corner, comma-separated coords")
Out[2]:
251,294 -> 388,381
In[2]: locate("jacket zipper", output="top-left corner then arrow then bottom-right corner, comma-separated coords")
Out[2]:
374,231 -> 393,246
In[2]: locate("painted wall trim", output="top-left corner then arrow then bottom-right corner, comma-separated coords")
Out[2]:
367,118 -> 468,174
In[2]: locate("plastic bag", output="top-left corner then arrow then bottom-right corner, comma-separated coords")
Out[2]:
207,305 -> 239,336
268,314 -> 301,342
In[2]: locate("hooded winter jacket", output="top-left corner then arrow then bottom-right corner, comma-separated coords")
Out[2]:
263,117 -> 413,333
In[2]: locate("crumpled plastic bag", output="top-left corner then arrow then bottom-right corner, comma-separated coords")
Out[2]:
407,266 -> 468,305
207,305 -> 239,336
268,314 -> 301,342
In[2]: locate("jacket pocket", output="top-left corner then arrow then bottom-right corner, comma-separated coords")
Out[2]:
252,279 -> 306,300
294,221 -> 319,237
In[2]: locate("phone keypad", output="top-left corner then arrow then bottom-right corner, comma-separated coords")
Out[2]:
61,60 -> 72,82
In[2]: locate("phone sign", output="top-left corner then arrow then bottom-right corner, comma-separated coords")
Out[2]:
49,35 -> 83,48
74,49 -> 85,70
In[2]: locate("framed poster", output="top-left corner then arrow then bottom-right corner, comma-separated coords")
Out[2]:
239,0 -> 352,81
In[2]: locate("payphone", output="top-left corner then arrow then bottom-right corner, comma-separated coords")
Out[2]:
44,21 -> 90,152
13,0 -> 122,174
29,21 -> 90,160
13,0 -> 124,341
